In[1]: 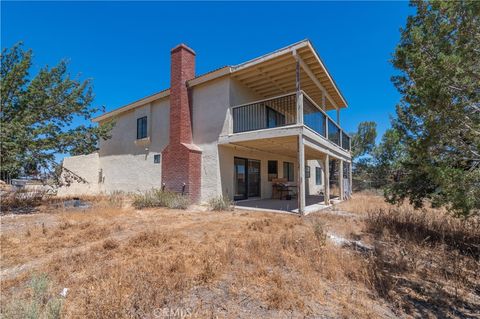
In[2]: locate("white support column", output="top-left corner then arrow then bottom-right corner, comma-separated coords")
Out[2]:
297,134 -> 306,215
295,59 -> 304,125
339,160 -> 344,200
349,161 -> 353,198
324,155 -> 330,205
337,109 -> 340,125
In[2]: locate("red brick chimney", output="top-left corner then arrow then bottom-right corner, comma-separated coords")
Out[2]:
161,44 -> 202,202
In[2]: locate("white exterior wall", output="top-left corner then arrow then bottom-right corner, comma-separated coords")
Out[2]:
306,160 -> 324,196
59,98 -> 170,195
97,98 -> 170,193
58,74 -> 329,200
191,76 -> 230,202
57,153 -> 100,196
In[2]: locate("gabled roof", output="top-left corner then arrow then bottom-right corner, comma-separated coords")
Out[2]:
93,39 -> 347,122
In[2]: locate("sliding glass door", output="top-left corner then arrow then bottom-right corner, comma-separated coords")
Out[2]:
234,157 -> 260,200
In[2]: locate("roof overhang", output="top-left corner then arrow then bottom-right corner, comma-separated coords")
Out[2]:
93,39 -> 347,122
93,89 -> 170,123
230,40 -> 347,110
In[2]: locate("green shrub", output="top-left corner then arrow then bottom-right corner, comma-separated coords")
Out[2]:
132,189 -> 190,210
208,196 -> 234,211
3,274 -> 63,319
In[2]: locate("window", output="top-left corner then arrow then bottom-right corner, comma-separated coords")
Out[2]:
316,167 -> 322,185
268,160 -> 278,181
154,154 -> 161,164
137,116 -> 147,139
305,166 -> 311,179
266,107 -> 286,128
283,162 -> 294,182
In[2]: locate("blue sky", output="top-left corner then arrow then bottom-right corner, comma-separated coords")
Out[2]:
2,1 -> 413,150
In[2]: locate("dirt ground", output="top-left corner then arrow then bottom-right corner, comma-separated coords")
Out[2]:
1,194 -> 478,318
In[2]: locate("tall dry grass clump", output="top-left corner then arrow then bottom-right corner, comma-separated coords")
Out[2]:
366,208 -> 480,257
363,206 -> 480,316
208,196 -> 234,211
132,189 -> 189,209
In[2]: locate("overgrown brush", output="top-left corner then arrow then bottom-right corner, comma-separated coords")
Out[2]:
366,208 -> 480,257
0,188 -> 48,213
2,274 -> 63,319
107,190 -> 126,208
208,196 -> 234,211
132,189 -> 189,210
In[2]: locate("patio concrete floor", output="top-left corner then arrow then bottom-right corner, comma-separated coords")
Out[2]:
235,195 -> 334,214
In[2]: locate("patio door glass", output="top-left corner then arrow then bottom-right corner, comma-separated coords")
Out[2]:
234,157 -> 260,200
234,158 -> 247,200
247,159 -> 261,197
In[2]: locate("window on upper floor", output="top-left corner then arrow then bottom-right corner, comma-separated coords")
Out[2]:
137,116 -> 147,139
154,154 -> 161,164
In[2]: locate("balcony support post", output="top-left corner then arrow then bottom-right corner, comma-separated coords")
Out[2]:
295,59 -> 304,125
297,134 -> 306,215
339,159 -> 344,200
324,154 -> 330,205
349,161 -> 353,198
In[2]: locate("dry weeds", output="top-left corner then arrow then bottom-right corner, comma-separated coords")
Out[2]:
1,192 -> 478,318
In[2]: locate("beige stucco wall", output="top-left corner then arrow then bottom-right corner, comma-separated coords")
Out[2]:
192,76 -> 272,202
57,153 -> 100,196
59,98 -> 170,195
58,74 -> 324,200
306,160 -> 324,196
191,76 -> 230,202
97,98 -> 169,193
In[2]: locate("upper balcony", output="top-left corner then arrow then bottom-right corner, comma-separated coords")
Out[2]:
226,91 -> 351,153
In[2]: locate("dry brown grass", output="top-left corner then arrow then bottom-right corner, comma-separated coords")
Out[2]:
1,192 -> 478,318
1,198 -> 390,318
338,192 -> 480,318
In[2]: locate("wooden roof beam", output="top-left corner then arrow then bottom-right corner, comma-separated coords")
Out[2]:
292,50 -> 339,110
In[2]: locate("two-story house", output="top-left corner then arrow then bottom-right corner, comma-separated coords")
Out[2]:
59,40 -> 352,214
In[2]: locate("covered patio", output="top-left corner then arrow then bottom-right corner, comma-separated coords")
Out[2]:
219,40 -> 352,215
234,195 -> 331,214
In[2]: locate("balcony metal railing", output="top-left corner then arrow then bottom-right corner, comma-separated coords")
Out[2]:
230,91 -> 351,152
232,93 -> 296,133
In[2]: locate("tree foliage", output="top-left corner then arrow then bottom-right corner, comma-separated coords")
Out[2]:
389,0 -> 480,216
0,43 -> 113,178
351,121 -> 377,160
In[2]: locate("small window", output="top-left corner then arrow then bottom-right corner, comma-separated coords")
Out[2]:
283,162 -> 294,182
316,167 -> 322,185
154,154 -> 161,164
268,160 -> 278,181
305,166 -> 311,179
137,116 -> 147,139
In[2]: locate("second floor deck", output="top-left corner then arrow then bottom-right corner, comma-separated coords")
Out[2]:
221,91 -> 351,157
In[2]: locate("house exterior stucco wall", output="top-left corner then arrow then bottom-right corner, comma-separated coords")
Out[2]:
98,98 -> 169,193
191,76 -> 230,202
306,160 -> 324,196
192,76 -> 272,202
59,98 -> 170,195
57,153 -> 100,196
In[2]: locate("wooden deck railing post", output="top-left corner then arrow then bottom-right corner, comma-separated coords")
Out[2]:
324,154 -> 330,205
